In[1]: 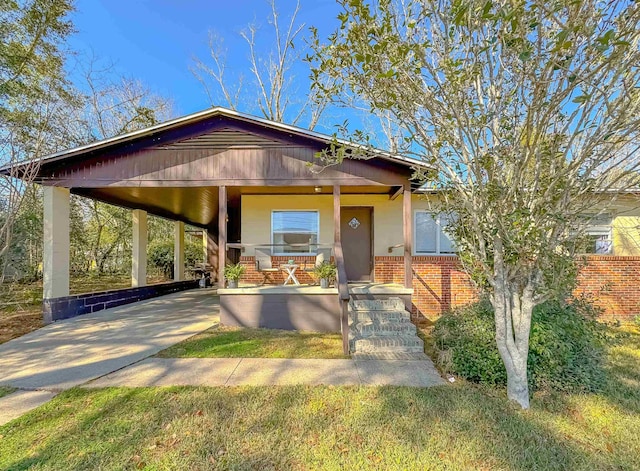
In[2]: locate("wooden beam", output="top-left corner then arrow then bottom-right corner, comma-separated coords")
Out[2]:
389,185 -> 403,201
333,185 -> 341,244
403,186 -> 413,289
218,185 -> 227,288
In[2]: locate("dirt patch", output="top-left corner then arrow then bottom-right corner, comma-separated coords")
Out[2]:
0,308 -> 43,344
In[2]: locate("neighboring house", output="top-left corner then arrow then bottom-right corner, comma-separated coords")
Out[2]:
3,108 -> 639,341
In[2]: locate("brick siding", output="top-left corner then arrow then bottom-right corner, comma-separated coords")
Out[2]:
239,256 -> 324,285
237,255 -> 640,321
375,255 -> 639,321
375,256 -> 477,320
574,256 -> 640,321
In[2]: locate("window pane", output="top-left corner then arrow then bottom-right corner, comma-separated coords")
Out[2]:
272,211 -> 318,233
439,214 -> 457,253
585,234 -> 612,254
415,212 -> 437,253
272,211 -> 318,253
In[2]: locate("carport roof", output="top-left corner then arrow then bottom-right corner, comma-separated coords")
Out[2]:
2,107 -> 428,175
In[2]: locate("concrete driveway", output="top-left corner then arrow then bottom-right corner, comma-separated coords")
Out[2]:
0,288 -> 219,391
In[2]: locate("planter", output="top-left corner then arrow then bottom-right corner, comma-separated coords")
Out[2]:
320,278 -> 330,289
227,280 -> 239,289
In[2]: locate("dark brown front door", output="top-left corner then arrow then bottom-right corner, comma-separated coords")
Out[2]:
340,207 -> 373,281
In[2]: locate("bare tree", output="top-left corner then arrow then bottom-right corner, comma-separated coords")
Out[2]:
193,0 -> 328,129
313,0 -> 640,408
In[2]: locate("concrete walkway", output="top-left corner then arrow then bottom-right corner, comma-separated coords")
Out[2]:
0,288 -> 445,426
0,289 -> 219,425
85,357 -> 446,388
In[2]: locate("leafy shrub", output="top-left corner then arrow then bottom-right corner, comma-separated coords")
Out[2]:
148,240 -> 203,278
434,297 -> 607,392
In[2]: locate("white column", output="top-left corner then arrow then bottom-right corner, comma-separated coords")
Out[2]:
131,209 -> 147,287
174,221 -> 185,281
43,186 -> 70,299
202,229 -> 208,264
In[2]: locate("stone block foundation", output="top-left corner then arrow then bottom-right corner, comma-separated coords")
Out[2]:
43,280 -> 199,323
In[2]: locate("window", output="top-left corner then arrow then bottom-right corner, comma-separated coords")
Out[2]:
414,211 -> 456,254
272,211 -> 319,254
583,215 -> 613,254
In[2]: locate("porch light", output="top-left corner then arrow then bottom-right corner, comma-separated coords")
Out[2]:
314,186 -> 322,193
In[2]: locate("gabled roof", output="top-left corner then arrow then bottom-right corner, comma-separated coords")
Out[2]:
6,107 -> 427,173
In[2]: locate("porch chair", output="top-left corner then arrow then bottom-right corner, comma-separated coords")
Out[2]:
255,247 -> 279,285
304,248 -> 331,284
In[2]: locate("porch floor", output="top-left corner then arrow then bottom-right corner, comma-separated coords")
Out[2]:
218,282 -> 412,296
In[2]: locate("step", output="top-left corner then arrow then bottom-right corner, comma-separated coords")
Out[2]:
352,352 -> 429,360
349,297 -> 405,312
349,335 -> 424,354
348,309 -> 411,323
351,319 -> 417,337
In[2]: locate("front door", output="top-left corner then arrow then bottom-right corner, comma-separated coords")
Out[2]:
340,207 -> 373,281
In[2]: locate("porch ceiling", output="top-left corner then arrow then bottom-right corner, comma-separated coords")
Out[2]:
73,187 -> 220,228
72,185 -> 397,227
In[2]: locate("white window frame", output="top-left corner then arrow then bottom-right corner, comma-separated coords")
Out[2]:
271,210 -> 320,256
413,210 -> 457,255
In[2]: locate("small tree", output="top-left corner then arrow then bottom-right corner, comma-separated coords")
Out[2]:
312,0 -> 640,408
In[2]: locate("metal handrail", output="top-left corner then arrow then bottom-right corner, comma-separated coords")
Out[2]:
227,242 -> 333,253
387,243 -> 404,253
334,240 -> 350,355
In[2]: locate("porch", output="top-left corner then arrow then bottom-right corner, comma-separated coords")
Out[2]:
218,282 -> 412,334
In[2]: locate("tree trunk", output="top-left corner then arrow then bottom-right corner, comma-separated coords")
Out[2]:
492,285 -> 534,409
492,243 -> 535,409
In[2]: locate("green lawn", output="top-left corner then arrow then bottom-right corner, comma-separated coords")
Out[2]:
0,327 -> 638,470
157,326 -> 348,359
0,386 -> 16,399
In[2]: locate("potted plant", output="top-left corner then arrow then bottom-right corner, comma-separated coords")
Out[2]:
313,261 -> 336,288
224,263 -> 246,288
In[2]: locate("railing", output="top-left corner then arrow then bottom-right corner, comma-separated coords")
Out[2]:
388,243 -> 404,253
334,241 -> 350,355
227,243 -> 333,253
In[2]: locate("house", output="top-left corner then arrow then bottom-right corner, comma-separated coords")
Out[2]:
4,107 -> 640,354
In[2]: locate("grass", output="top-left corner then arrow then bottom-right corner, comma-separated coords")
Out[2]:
0,327 -> 638,470
157,326 -> 348,359
0,274 -> 169,344
0,386 -> 16,399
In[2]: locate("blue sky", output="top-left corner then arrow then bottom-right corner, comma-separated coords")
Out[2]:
68,0 -> 342,122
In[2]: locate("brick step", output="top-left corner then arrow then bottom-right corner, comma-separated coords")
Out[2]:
350,319 -> 417,337
349,297 -> 405,312
349,335 -> 424,354
348,309 -> 411,323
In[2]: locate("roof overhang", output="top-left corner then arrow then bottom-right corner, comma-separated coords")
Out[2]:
1,107 -> 431,177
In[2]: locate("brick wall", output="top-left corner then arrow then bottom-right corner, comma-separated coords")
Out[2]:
574,256 -> 640,320
375,255 -> 640,321
375,256 -> 478,320
239,256 -> 322,285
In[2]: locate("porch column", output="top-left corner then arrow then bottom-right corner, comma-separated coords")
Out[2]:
202,229 -> 208,264
43,186 -> 70,299
131,209 -> 147,287
174,221 -> 185,281
333,185 -> 341,245
403,186 -> 413,289
218,185 -> 227,288
206,228 -> 219,282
